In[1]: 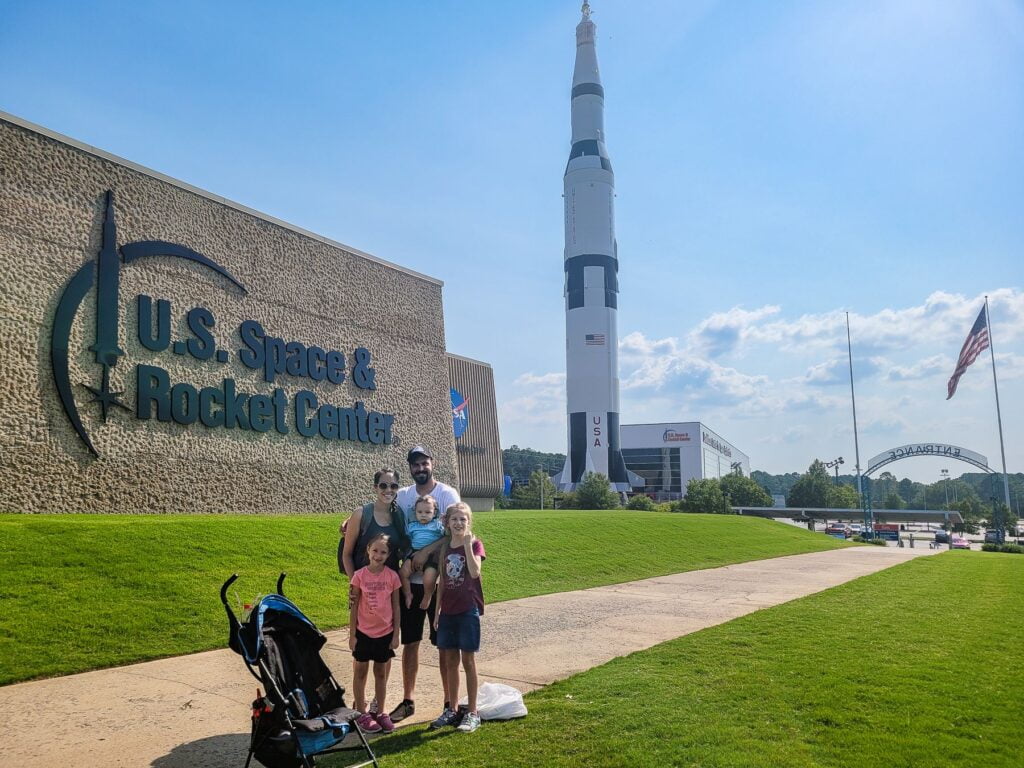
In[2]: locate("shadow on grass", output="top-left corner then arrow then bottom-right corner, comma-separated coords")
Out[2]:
319,724 -> 459,765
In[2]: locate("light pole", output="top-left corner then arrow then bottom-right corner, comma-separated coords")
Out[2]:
539,468 -> 545,510
941,469 -> 949,509
824,457 -> 844,486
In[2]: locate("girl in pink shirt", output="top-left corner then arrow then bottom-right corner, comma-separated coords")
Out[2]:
348,533 -> 401,733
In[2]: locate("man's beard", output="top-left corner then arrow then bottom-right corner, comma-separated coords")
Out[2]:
413,470 -> 431,485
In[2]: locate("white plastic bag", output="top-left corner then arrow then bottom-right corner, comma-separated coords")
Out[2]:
459,682 -> 528,720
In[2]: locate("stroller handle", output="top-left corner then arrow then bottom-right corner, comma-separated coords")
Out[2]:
277,572 -> 287,596
220,573 -> 239,607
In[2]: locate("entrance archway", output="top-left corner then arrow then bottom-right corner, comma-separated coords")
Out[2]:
864,443 -> 993,477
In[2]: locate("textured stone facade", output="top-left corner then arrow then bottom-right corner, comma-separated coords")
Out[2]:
0,115 -> 457,513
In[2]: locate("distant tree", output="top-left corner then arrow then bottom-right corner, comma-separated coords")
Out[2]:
511,470 -> 557,510
897,478 -> 916,504
787,460 -> 831,508
678,478 -> 731,514
626,494 -> 656,511
502,446 -> 565,485
557,490 -> 578,509
494,494 -> 514,509
575,472 -> 621,510
751,470 -> 802,497
882,492 -> 905,510
720,473 -> 773,508
984,500 -> 1018,539
826,484 -> 859,509
950,498 -> 984,534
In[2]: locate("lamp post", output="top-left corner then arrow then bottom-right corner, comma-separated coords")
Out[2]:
824,457 -> 844,486
941,468 -> 949,508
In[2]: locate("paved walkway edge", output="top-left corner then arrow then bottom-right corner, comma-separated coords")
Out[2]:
0,545 -> 936,767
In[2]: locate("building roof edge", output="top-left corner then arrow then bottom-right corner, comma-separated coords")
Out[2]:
0,110 -> 443,287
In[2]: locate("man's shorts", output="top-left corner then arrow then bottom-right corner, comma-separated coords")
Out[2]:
404,548 -> 438,570
436,607 -> 480,653
352,629 -> 395,663
399,582 -> 437,646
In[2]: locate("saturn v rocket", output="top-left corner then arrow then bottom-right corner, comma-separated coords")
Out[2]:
556,2 -> 634,492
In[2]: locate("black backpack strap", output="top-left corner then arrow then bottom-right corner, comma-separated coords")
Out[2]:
360,502 -> 374,536
339,503 -> 375,574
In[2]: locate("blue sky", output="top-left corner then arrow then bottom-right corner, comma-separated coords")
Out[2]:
3,1 -> 1021,484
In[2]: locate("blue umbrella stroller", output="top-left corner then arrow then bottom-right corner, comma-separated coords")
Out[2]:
221,573 -> 378,768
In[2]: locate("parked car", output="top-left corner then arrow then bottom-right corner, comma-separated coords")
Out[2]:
934,530 -> 950,544
951,536 -> 970,550
825,523 -> 851,538
847,524 -> 864,536
984,530 -> 1000,544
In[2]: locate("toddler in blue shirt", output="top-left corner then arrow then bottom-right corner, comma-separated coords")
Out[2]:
400,495 -> 446,609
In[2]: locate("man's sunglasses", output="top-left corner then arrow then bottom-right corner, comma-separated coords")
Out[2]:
377,482 -> 400,491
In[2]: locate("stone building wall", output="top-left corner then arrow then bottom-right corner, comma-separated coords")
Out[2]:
0,114 -> 457,513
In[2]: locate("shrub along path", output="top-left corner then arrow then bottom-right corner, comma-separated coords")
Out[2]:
0,545 -> 932,768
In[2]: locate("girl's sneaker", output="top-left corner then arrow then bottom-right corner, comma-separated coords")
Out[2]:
457,711 -> 481,733
375,712 -> 396,733
356,712 -> 382,733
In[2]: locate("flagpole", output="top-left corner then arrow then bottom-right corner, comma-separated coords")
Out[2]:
983,296 -> 1012,512
846,312 -> 867,530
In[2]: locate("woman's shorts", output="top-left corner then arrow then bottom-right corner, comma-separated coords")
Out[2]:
352,629 -> 395,663
436,608 -> 481,652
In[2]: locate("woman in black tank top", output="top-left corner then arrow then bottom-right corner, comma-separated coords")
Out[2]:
341,468 -> 408,577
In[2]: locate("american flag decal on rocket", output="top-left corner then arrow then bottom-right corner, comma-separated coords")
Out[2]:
585,333 -> 605,345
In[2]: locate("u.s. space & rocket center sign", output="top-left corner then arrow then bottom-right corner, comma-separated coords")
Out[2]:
52,190 -> 395,456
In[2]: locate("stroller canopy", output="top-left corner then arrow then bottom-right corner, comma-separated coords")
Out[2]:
235,594 -> 324,666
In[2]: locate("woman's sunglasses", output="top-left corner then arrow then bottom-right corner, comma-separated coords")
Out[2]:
377,482 -> 400,491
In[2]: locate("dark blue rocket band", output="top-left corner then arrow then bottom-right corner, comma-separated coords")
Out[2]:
566,139 -> 613,173
605,412 -> 629,484
569,411 -> 588,484
565,253 -> 618,310
571,82 -> 604,99
567,410 -> 629,485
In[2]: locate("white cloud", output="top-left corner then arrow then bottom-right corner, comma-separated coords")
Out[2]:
687,305 -> 781,357
885,354 -> 949,382
500,290 -> 1022,480
669,289 -> 1024,360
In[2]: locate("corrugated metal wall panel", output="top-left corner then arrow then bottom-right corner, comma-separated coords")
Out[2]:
447,355 -> 502,499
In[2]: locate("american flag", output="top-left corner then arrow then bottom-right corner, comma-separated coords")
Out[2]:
585,333 -> 605,346
947,306 -> 989,399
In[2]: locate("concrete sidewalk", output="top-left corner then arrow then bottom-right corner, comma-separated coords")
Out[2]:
1,546 -> 936,767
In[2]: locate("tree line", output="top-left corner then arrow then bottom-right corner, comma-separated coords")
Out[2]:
500,447 -> 1021,530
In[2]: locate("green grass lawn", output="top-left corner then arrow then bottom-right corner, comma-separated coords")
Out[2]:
0,511 -> 845,685
366,552 -> 1023,768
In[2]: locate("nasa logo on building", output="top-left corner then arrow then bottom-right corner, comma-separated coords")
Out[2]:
451,388 -> 469,439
